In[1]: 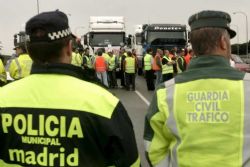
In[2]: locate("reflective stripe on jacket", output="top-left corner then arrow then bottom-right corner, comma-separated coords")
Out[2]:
9,54 -> 32,80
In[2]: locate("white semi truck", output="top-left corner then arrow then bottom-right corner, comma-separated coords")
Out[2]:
83,16 -> 126,55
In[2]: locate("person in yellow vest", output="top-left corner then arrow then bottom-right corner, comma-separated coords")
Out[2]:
71,50 -> 82,67
0,10 -> 140,167
161,49 -> 175,82
143,48 -> 155,91
9,31 -> 32,80
124,51 -> 136,91
176,48 -> 186,74
71,38 -> 82,67
102,48 -> 111,62
0,58 -> 6,86
82,48 -> 93,70
144,10 -> 250,167
107,49 -> 118,88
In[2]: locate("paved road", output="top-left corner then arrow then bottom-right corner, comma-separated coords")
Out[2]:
110,75 -> 154,167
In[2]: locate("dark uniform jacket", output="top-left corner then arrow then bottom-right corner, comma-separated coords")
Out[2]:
0,63 -> 140,167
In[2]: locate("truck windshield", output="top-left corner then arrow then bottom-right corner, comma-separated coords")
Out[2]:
147,31 -> 186,44
90,33 -> 124,46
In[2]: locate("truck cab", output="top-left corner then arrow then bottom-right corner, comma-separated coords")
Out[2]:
141,24 -> 188,53
84,16 -> 126,56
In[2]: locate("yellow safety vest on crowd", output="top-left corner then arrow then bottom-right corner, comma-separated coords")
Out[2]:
84,55 -> 93,69
0,59 -> 6,84
71,52 -> 82,67
9,54 -> 32,80
108,55 -> 116,71
102,53 -> 110,62
162,56 -> 174,74
125,57 -> 135,73
144,54 -> 152,71
118,53 -> 127,70
177,56 -> 185,73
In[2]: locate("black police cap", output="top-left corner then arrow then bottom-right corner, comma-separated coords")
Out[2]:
13,31 -> 27,50
188,10 -> 236,38
25,10 -> 75,43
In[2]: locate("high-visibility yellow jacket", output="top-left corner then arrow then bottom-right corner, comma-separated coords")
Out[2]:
125,57 -> 136,74
162,56 -> 174,74
144,54 -> 152,71
108,55 -> 116,71
144,55 -> 250,167
9,54 -> 32,80
71,52 -> 82,67
0,59 -> 6,84
102,53 -> 111,62
0,63 -> 140,167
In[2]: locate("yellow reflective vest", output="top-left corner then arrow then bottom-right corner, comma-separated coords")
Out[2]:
9,54 -> 32,80
162,56 -> 174,74
71,52 -> 82,67
125,57 -> 136,73
144,54 -> 152,71
108,55 -> 116,71
0,59 -> 6,84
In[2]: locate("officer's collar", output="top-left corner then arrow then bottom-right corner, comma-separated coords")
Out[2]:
30,63 -> 85,80
188,55 -> 231,70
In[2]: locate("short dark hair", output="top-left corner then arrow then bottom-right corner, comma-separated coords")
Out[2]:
127,51 -> 132,57
146,48 -> 152,53
97,50 -> 103,56
190,27 -> 226,56
26,29 -> 71,64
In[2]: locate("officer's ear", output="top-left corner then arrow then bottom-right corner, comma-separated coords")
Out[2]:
219,34 -> 228,50
66,39 -> 72,57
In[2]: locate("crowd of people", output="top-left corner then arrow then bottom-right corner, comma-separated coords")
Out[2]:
1,32 -> 195,92
142,46 -> 194,91
0,9 -> 250,167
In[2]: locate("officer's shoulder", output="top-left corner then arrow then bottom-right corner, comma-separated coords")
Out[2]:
77,79 -> 119,102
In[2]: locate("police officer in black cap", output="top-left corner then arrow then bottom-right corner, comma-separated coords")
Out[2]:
0,10 -> 140,167
144,10 -> 250,166
9,31 -> 32,80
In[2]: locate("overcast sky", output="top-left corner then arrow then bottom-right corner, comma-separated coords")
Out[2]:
0,0 -> 249,54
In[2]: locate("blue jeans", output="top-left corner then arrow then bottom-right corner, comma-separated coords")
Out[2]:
155,70 -> 162,87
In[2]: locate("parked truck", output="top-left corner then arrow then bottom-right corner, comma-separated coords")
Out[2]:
83,16 -> 126,55
141,24 -> 188,53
